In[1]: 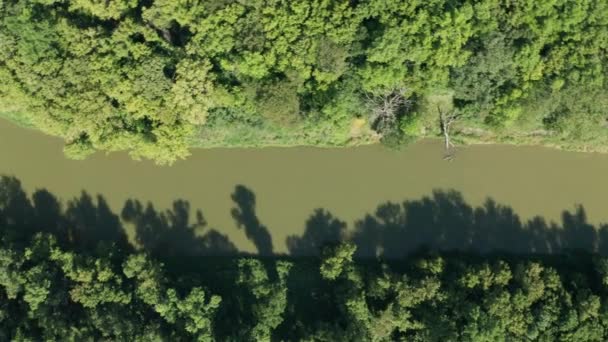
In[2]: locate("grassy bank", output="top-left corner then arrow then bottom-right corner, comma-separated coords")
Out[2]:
189,91 -> 608,154
191,115 -> 379,149
0,111 -> 32,128
3,109 -> 608,155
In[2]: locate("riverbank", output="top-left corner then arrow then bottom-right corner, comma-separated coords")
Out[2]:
192,113 -> 608,156
4,108 -> 608,156
453,125 -> 608,154
2,117 -> 608,255
0,108 -> 34,129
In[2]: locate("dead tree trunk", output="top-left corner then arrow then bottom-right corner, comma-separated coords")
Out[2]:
364,87 -> 410,136
438,105 -> 459,160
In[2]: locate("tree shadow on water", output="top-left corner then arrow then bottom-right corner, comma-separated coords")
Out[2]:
0,177 -> 39,243
3,174 -> 608,260
122,199 -> 238,258
65,192 -> 130,253
287,209 -> 347,256
349,190 -> 608,258
0,176 -> 131,254
0,175 -> 238,260
230,185 -> 274,256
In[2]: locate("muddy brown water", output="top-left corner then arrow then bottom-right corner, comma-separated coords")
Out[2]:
1,118 -> 608,256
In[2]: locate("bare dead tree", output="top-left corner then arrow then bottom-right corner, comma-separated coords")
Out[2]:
437,105 -> 460,160
365,87 -> 410,135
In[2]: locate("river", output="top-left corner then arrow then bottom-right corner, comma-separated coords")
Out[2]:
1,118 -> 608,256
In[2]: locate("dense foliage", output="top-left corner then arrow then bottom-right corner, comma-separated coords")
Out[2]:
1,0 -> 607,162
4,224 -> 608,341
3,176 -> 608,341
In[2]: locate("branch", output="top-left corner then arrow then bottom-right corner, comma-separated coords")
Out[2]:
437,105 -> 459,157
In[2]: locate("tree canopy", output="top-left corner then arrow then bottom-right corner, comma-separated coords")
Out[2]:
1,0 -> 607,162
3,223 -> 608,340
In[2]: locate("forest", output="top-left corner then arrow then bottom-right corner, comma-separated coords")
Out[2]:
3,1 -> 608,340
1,0 -> 607,163
2,175 -> 608,341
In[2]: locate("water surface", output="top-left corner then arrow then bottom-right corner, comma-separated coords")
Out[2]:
1,119 -> 607,255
